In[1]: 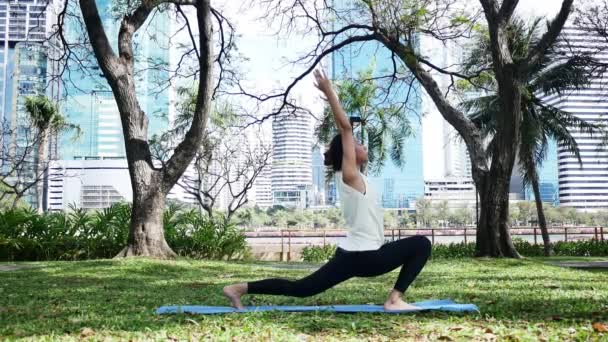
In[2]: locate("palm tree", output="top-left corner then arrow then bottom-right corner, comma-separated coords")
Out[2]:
316,67 -> 413,175
24,96 -> 80,213
461,19 -> 606,256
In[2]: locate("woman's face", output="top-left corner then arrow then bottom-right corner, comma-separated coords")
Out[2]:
354,139 -> 368,165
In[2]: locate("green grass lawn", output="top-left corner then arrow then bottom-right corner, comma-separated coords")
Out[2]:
1,257 -> 608,341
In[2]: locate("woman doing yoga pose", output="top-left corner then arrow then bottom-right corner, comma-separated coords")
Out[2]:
223,69 -> 431,311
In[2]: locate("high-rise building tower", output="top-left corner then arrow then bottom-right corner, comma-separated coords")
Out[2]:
271,111 -> 313,208
0,0 -> 61,208
548,27 -> 608,211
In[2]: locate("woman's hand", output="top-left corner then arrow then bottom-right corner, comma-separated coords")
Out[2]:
313,69 -> 334,95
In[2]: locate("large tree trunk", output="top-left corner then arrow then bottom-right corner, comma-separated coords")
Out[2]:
36,130 -> 48,214
475,162 -> 521,258
531,172 -> 553,256
474,70 -> 522,258
115,169 -> 175,258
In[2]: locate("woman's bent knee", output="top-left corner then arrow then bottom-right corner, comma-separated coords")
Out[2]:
412,235 -> 432,254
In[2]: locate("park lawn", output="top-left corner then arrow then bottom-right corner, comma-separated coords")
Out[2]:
1,258 -> 608,341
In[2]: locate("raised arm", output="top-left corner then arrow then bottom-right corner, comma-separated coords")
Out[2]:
313,69 -> 365,193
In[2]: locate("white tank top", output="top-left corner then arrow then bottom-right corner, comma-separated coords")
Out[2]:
335,171 -> 384,251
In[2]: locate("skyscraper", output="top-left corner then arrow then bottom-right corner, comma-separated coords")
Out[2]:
548,27 -> 608,211
0,1 -> 56,147
271,110 -> 313,208
0,0 -> 60,208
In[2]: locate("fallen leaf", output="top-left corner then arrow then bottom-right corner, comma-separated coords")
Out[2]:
544,283 -> 560,289
550,316 -> 563,321
485,328 -> 494,334
296,333 -> 311,341
448,326 -> 464,331
185,318 -> 199,326
483,333 -> 497,341
438,336 -> 454,341
593,322 -> 608,332
80,328 -> 94,338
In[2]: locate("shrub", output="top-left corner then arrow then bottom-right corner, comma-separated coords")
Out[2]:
0,203 -> 248,261
165,209 -> 249,260
430,238 -> 608,258
431,242 -> 476,258
302,244 -> 337,262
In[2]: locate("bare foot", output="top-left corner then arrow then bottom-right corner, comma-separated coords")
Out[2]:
383,298 -> 419,311
223,283 -> 247,309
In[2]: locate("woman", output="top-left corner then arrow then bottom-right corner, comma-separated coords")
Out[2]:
223,69 -> 431,311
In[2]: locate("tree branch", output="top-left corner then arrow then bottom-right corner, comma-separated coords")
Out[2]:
379,36 -> 489,176
526,0 -> 575,69
479,0 -> 499,24
78,0 -> 119,75
498,0 -> 520,20
163,0 -> 213,189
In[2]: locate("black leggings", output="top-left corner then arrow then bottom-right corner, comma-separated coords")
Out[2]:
248,235 -> 432,298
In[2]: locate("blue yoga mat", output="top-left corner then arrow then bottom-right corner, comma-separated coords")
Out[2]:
156,299 -> 478,315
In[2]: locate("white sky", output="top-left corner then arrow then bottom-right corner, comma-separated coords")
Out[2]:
170,1 -> 575,120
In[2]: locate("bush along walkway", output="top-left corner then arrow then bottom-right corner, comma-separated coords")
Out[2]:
2,257 -> 608,341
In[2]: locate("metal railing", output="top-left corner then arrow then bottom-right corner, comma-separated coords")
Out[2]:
244,226 -> 606,260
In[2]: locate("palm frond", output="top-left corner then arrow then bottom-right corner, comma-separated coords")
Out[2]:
531,55 -> 596,95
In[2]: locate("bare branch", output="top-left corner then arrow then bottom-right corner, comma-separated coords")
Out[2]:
526,0 -> 575,69
163,0 -> 214,188
498,0 -> 520,21
79,0 -> 120,75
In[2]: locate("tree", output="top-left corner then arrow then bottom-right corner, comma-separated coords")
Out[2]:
415,198 -> 433,228
316,68 -> 413,174
161,94 -> 272,221
516,201 -> 533,226
558,206 -> 578,225
384,210 -> 398,229
253,0 -> 576,257
451,207 -> 472,226
575,1 -> 608,43
50,0 -> 230,258
399,212 -> 410,228
434,200 -> 450,227
462,18 -> 606,255
270,210 -> 288,228
313,212 -> 330,228
24,96 -> 80,213
543,204 -> 560,226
